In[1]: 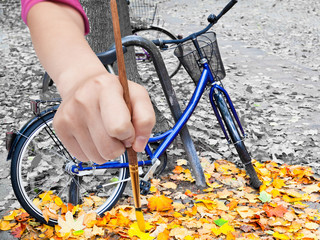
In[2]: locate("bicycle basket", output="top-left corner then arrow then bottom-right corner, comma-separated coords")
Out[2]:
174,32 -> 226,84
128,0 -> 158,28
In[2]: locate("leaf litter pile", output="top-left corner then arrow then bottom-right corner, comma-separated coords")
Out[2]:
1,158 -> 320,239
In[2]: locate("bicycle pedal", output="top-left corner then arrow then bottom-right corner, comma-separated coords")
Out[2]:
140,180 -> 151,196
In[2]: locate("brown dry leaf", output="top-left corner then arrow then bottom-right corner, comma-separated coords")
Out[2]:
217,188 -> 233,199
236,206 -> 255,218
169,227 -> 193,240
83,211 -> 97,228
302,184 -> 320,194
161,182 -> 177,190
305,221 -> 319,230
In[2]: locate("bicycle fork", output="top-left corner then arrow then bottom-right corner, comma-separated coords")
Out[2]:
209,84 -> 246,146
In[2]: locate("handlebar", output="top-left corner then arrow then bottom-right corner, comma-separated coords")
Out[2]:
152,0 -> 237,47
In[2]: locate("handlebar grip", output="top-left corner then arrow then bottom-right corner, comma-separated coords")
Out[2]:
216,0 -> 238,21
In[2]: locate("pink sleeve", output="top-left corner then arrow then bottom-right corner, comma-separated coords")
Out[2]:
21,0 -> 90,35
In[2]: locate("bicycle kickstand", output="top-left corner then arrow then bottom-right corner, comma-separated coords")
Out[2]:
140,159 -> 161,195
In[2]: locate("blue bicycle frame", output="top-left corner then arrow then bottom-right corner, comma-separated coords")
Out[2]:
74,62 -> 245,173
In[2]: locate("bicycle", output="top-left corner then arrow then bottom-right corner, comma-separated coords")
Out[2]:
6,0 -> 262,226
127,0 -> 182,78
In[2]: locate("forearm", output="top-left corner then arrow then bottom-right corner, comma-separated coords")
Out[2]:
27,2 -> 109,98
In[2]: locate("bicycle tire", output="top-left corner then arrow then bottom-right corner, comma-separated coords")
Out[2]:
10,109 -> 129,226
133,26 -> 182,78
214,91 -> 262,189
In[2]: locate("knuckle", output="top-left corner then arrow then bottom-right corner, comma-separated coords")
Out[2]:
101,146 -> 125,160
108,122 -> 132,139
140,115 -> 156,128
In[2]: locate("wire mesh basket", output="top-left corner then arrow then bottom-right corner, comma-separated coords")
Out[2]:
128,0 -> 158,28
174,32 -> 226,84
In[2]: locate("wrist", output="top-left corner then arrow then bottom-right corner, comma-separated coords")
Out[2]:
54,68 -> 115,100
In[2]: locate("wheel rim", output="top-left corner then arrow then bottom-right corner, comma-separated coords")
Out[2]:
13,116 -> 128,224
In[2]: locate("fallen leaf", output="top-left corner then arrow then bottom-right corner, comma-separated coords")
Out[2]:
58,211 -> 85,234
128,222 -> 154,240
263,204 -> 288,217
11,223 -> 26,238
148,194 -> 173,212
258,191 -> 272,203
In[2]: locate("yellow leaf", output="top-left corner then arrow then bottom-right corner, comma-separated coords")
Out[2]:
226,231 -> 236,240
195,199 -> 216,210
212,223 -> 235,236
219,223 -> 235,235
128,222 -> 154,240
3,210 -> 18,221
273,178 -> 285,189
273,232 -> 290,240
39,191 -> 53,202
0,220 -> 16,231
271,189 -> 281,198
54,196 -> 64,206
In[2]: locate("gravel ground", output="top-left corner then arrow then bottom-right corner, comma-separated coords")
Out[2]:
0,0 -> 319,226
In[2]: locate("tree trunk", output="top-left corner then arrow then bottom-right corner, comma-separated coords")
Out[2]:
80,0 -> 138,79
80,0 -> 170,134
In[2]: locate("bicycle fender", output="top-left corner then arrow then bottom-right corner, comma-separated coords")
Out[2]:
6,106 -> 59,161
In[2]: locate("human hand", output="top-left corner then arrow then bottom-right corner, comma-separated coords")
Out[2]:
53,72 -> 155,164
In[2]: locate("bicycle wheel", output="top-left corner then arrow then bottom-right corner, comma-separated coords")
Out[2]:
133,26 -> 182,78
10,109 -> 129,226
214,91 -> 262,189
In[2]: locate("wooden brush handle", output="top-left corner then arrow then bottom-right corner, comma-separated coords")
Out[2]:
110,0 -> 132,115
110,0 -> 137,167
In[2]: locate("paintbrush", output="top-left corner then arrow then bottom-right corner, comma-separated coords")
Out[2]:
110,0 -> 145,232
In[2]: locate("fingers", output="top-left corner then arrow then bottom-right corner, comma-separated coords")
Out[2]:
52,74 -> 155,164
128,82 -> 156,152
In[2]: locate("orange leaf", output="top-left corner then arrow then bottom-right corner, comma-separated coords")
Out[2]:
96,213 -> 111,227
42,207 -> 58,223
272,178 -> 285,189
14,212 -> 30,222
263,204 -> 288,217
158,229 -> 170,240
67,203 -> 74,212
226,200 -> 239,210
185,189 -> 196,197
148,194 -> 173,212
172,166 -> 184,174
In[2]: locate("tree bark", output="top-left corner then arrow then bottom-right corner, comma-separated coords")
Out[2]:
80,0 -> 170,134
